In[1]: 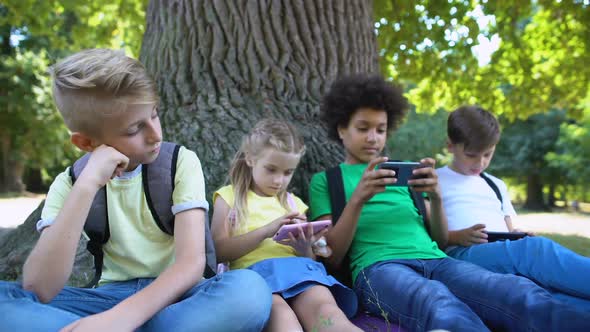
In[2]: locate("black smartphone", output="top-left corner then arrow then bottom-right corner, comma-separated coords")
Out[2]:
377,161 -> 428,186
485,231 -> 528,242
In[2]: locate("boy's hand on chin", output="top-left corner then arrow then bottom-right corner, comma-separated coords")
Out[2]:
78,145 -> 129,190
408,158 -> 441,199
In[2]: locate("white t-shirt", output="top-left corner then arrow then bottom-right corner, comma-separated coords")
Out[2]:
437,166 -> 516,232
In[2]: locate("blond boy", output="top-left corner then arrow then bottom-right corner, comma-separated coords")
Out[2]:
0,49 -> 271,331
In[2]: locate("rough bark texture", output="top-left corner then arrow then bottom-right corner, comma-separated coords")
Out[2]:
0,201 -> 93,286
140,0 -> 378,201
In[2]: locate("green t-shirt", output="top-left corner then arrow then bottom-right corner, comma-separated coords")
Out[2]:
309,163 -> 446,282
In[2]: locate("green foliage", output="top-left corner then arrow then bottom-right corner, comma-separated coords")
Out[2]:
546,108 -> 590,186
0,50 -> 78,173
540,233 -> 590,257
1,0 -> 147,57
489,110 -> 566,183
388,108 -> 448,162
0,1 -> 147,190
375,1 -> 590,119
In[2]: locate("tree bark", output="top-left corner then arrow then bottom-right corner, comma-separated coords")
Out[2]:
140,0 -> 378,201
0,201 -> 94,285
0,0 -> 378,282
0,133 -> 25,193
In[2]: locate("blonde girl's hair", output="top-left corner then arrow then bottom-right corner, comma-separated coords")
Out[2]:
228,118 -> 306,232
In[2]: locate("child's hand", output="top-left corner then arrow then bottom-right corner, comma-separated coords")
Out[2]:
291,214 -> 308,223
454,224 -> 488,247
513,228 -> 536,237
77,145 -> 129,191
407,158 -> 441,200
279,222 -> 329,258
351,156 -> 397,204
263,211 -> 300,238
60,310 -> 134,332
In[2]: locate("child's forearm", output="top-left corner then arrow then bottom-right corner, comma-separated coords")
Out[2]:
22,181 -> 97,302
215,227 -> 270,262
426,196 -> 449,249
324,197 -> 364,268
504,216 -> 514,231
109,255 -> 206,330
448,230 -> 464,246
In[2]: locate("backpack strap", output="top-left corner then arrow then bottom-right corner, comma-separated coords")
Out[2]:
408,188 -> 430,235
480,172 -> 503,205
142,142 -> 217,278
142,142 -> 179,235
70,154 -> 109,288
324,165 -> 353,287
326,166 -> 346,225
72,143 -> 217,287
323,163 -> 433,287
286,192 -> 298,212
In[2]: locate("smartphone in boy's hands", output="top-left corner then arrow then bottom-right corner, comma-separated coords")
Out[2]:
377,161 -> 430,186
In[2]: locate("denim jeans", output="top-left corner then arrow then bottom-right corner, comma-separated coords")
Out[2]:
447,236 -> 590,310
0,269 -> 272,332
354,257 -> 590,332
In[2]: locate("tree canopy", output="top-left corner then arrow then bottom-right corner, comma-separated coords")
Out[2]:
375,0 -> 590,119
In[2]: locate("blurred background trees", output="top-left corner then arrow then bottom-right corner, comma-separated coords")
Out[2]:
0,0 -> 146,193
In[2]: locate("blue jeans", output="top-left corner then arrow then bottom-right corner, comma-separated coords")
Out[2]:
354,257 -> 590,332
0,269 -> 271,331
447,236 -> 590,310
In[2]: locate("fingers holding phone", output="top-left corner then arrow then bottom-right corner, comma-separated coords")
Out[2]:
352,156 -> 397,203
407,158 -> 441,198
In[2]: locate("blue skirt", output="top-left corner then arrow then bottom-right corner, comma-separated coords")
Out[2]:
247,256 -> 358,318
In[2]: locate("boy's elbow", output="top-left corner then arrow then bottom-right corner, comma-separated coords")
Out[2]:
435,234 -> 449,250
22,282 -> 56,303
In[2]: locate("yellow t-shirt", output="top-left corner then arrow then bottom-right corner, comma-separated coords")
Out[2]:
213,185 -> 308,269
39,146 -> 208,283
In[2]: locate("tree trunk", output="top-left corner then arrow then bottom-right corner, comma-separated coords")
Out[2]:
523,173 -> 546,211
140,0 -> 378,201
0,133 -> 25,193
547,184 -> 556,207
0,201 -> 94,285
0,0 -> 378,282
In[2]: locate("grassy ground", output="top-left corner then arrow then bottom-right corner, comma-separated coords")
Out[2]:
539,233 -> 590,257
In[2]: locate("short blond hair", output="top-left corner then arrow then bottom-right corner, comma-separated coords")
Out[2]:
50,48 -> 158,136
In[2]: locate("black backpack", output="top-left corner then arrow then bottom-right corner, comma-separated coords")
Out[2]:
324,165 -> 429,287
70,142 -> 217,287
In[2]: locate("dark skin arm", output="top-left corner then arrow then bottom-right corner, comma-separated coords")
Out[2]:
407,158 -> 448,249
321,157 -> 396,269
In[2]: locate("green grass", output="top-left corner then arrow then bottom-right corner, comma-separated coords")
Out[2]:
539,233 -> 590,257
0,192 -> 22,199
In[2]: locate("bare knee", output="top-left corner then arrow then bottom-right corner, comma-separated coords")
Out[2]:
266,295 -> 302,332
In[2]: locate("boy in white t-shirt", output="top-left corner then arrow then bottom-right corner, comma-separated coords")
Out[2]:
437,105 -> 590,311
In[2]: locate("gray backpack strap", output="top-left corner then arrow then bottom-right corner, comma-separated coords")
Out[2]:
142,142 -> 178,234
143,142 -> 217,278
70,154 -> 109,288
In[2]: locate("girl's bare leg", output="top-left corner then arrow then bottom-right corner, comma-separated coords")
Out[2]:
264,294 -> 303,332
289,285 -> 361,332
